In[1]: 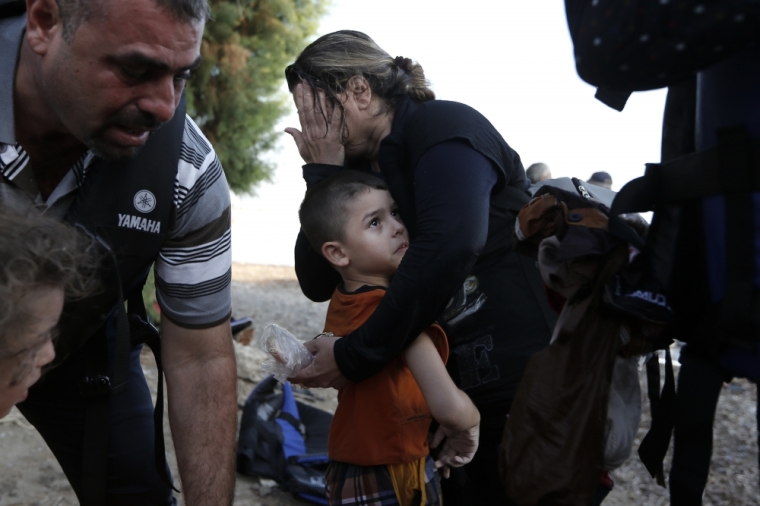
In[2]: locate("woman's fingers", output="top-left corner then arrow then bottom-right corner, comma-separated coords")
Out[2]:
317,89 -> 337,122
295,85 -> 312,132
297,85 -> 328,140
318,90 -> 343,139
329,95 -> 343,133
295,84 -> 318,136
290,82 -> 346,165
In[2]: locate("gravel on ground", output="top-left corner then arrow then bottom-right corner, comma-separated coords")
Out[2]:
0,264 -> 757,505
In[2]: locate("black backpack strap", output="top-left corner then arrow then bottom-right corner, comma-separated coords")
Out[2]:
612,131 -> 760,217
80,248 -> 178,504
500,184 -> 531,212
638,348 -> 676,487
80,246 -> 131,506
127,285 -> 180,494
80,334 -> 111,506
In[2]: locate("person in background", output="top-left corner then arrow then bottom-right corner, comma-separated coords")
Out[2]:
285,30 -> 556,505
526,162 -> 552,184
0,210 -> 98,419
299,170 -> 480,506
587,171 -> 612,189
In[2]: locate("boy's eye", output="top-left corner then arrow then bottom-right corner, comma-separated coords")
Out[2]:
391,209 -> 399,217
369,218 -> 379,227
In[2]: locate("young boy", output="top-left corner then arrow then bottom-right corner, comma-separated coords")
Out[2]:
299,170 -> 481,506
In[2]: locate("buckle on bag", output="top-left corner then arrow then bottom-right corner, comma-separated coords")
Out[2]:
80,374 -> 112,398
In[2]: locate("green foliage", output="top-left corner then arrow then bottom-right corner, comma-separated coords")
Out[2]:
187,0 -> 330,193
142,267 -> 161,327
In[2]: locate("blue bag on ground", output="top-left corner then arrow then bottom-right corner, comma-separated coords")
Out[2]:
237,375 -> 332,504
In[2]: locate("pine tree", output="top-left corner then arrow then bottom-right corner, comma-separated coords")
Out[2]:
188,0 -> 329,193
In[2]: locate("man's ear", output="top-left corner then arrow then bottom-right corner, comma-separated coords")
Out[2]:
26,0 -> 64,56
322,241 -> 350,268
347,76 -> 372,110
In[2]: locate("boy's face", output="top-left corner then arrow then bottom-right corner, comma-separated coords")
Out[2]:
339,188 -> 409,279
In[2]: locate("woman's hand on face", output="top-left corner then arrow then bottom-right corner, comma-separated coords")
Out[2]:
285,83 -> 345,166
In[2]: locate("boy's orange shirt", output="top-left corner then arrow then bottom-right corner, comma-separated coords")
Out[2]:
324,286 -> 448,466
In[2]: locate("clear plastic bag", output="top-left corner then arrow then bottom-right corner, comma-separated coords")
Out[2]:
254,324 -> 313,383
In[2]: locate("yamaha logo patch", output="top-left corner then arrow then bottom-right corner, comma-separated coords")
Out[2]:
133,190 -> 156,213
118,214 -> 161,233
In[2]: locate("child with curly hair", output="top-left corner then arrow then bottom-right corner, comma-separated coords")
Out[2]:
0,209 -> 99,418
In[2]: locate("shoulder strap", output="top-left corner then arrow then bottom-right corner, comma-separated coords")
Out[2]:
637,348 -> 676,487
611,128 -> 760,216
500,184 -> 531,212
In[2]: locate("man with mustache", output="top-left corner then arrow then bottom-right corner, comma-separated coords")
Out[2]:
0,1 -> 236,505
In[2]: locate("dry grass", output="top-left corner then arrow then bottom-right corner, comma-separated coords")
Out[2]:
232,263 -> 298,283
1,265 -> 757,505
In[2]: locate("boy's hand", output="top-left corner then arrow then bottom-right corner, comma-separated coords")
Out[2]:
288,335 -> 348,389
429,423 -> 480,478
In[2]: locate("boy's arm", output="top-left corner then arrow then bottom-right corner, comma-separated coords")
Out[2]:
405,331 -> 480,474
405,332 -> 478,430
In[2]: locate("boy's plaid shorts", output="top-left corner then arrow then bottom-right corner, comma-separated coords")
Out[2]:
325,455 -> 442,506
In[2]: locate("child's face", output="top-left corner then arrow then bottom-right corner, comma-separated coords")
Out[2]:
0,288 -> 62,418
341,188 -> 409,279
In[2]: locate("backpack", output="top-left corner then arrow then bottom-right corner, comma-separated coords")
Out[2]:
237,375 -> 333,504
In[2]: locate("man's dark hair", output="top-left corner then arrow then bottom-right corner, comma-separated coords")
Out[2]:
57,0 -> 210,42
299,171 -> 388,253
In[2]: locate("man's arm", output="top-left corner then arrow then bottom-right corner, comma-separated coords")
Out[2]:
161,316 -> 237,506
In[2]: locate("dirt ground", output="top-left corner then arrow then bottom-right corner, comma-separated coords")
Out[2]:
0,263 -> 757,505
